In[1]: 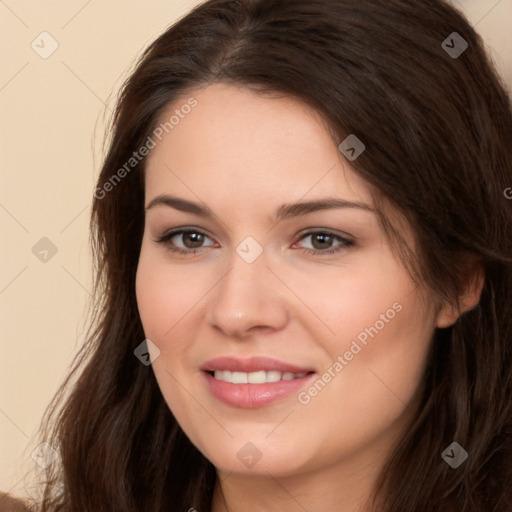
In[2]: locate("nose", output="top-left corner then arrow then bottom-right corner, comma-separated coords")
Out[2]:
205,246 -> 289,339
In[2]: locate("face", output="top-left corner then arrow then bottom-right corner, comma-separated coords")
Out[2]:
135,83 -> 441,480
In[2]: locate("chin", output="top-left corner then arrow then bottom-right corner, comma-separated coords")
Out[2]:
195,432 -> 316,477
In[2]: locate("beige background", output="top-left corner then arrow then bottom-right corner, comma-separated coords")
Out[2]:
1,0 -> 511,499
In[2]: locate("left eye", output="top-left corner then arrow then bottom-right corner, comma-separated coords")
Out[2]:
294,231 -> 354,255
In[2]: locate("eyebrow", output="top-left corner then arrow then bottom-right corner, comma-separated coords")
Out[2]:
145,194 -> 374,221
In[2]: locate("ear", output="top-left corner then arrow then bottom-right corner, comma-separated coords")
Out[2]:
435,262 -> 485,328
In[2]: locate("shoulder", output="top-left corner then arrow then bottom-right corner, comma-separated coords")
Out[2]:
0,492 -> 30,512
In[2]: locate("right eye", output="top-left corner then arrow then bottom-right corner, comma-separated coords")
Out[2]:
153,229 -> 218,255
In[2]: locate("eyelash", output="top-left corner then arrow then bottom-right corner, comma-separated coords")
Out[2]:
153,229 -> 354,256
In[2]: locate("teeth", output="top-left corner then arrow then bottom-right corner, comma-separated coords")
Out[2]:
213,370 -> 308,383
265,371 -> 282,382
232,371 -> 248,384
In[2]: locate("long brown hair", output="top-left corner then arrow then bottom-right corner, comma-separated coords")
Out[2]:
30,0 -> 512,510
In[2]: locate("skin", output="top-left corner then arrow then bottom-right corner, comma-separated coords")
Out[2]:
135,83 -> 482,511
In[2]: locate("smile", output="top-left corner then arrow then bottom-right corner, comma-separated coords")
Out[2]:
212,370 -> 309,383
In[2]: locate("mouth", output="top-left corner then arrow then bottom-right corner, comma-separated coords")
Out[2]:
200,356 -> 317,408
206,369 -> 312,383
200,355 -> 315,374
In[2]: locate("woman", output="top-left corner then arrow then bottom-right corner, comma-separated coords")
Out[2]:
29,0 -> 512,510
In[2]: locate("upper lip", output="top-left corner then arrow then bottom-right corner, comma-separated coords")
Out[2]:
201,356 -> 315,374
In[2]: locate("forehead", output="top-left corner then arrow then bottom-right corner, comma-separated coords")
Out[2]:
144,83 -> 373,208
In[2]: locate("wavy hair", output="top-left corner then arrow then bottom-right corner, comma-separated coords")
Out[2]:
30,0 -> 512,510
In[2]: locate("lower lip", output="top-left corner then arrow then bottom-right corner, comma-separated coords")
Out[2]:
202,371 -> 317,408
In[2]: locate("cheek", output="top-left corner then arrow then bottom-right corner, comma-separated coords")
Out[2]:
305,253 -> 434,415
315,290 -> 432,425
345,272 -> 432,391
135,250 -> 200,341
135,265 -> 170,340
297,297 -> 433,467
135,254 -> 202,414
297,249 -> 415,346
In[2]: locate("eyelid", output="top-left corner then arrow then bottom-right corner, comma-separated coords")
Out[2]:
295,227 -> 355,241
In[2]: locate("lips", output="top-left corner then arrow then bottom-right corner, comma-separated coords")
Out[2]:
200,356 -> 315,374
200,356 -> 317,408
